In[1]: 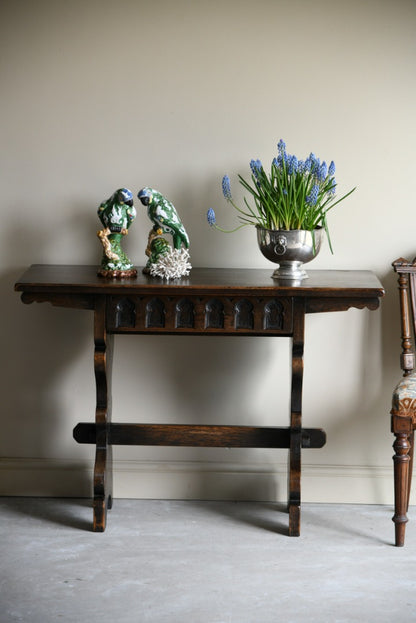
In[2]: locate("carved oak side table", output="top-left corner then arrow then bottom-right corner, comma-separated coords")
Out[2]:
15,265 -> 384,536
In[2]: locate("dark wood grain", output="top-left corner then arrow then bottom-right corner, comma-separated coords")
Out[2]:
92,297 -> 113,532
288,298 -> 305,537
15,264 -> 384,300
14,265 -> 384,536
73,423 -> 326,449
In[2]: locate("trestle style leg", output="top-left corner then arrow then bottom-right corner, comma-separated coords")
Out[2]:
288,300 -> 305,537
392,431 -> 412,547
92,297 -> 114,532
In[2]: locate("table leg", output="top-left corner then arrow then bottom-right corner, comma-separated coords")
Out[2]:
92,297 -> 113,532
288,300 -> 305,537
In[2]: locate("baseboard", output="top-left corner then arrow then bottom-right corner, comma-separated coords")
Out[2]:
0,457 -> 396,505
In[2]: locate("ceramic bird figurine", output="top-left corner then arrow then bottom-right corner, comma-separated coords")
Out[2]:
137,187 -> 190,250
97,188 -> 137,278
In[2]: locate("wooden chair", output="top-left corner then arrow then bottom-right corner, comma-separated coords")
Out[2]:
391,257 -> 416,546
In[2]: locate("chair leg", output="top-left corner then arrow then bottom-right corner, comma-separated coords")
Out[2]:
407,431 -> 414,512
392,432 -> 412,546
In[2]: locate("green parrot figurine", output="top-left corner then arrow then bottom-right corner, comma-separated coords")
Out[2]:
97,188 -> 137,278
137,187 -> 190,250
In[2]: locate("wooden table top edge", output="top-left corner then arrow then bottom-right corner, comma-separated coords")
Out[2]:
14,264 -> 385,299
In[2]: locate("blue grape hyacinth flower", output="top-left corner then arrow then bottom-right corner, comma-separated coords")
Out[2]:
288,155 -> 298,175
207,208 -> 216,227
222,175 -> 232,201
306,184 -> 320,206
318,161 -> 328,181
250,159 -> 263,179
206,206 -> 246,233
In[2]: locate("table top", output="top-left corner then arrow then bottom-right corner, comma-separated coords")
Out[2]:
15,264 -> 385,299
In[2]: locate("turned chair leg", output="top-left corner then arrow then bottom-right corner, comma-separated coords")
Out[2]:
392,431 -> 412,546
407,431 -> 414,512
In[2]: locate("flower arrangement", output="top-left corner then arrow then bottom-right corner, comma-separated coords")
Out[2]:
207,139 -> 355,251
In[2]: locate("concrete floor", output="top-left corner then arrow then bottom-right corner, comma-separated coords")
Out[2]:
1,498 -> 415,623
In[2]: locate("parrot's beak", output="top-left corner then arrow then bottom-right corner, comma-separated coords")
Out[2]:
140,195 -> 151,206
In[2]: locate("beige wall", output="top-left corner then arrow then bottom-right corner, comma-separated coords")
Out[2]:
2,0 -> 416,504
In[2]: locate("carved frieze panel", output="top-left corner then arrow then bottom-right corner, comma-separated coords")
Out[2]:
205,299 -> 224,329
107,295 -> 292,334
175,298 -> 195,328
264,299 -> 284,330
114,298 -> 136,329
234,299 -> 254,330
145,298 -> 165,328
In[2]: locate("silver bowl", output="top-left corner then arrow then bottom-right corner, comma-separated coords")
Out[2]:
256,226 -> 323,280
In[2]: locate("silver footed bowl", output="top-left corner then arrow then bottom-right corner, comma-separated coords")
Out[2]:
256,226 -> 323,280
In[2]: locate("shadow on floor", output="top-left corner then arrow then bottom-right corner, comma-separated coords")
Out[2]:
0,496 -> 93,532
181,499 -> 290,536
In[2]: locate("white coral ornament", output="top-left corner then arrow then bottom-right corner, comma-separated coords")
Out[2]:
149,248 -> 192,280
